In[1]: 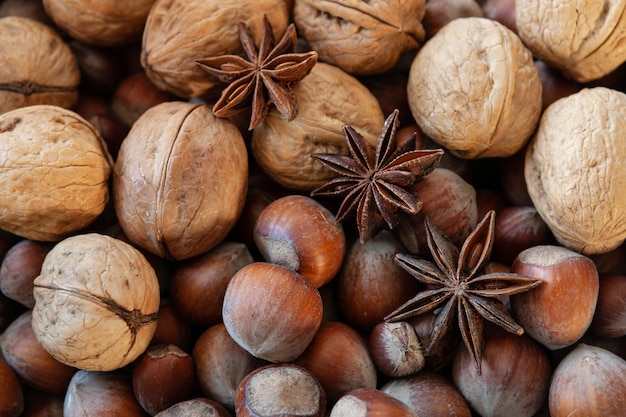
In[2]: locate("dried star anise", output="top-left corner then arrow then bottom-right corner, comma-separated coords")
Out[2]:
310,109 -> 444,243
384,210 -> 543,373
195,15 -> 318,130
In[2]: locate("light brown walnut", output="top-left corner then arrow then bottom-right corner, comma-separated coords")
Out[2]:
516,0 -> 626,83
251,62 -> 385,191
0,105 -> 113,241
293,0 -> 426,75
114,101 -> 248,261
407,17 -> 542,159
525,87 -> 626,255
42,0 -> 156,46
32,233 -> 160,371
0,16 -> 79,115
141,0 -> 290,98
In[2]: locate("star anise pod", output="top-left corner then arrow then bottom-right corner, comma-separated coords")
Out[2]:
195,15 -> 318,130
385,210 -> 543,373
310,109 -> 444,243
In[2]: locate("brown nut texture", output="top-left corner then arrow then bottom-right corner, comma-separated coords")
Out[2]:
293,0 -> 426,75
524,87 -> 626,255
0,16 -> 79,115
0,357 -> 23,417
32,233 -> 160,371
251,62 -> 384,191
114,101 -> 248,260
516,0 -> 626,83
330,388 -> 419,417
141,0 -> 289,98
0,105 -> 113,241
407,17 -> 542,159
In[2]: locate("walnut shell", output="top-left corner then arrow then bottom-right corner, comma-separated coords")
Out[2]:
141,0 -> 289,98
0,105 -> 113,241
114,101 -> 248,260
32,233 -> 160,371
525,87 -> 626,255
251,62 -> 385,191
516,0 -> 626,83
42,0 -> 156,46
0,16 -> 79,115
407,17 -> 542,159
293,0 -> 426,75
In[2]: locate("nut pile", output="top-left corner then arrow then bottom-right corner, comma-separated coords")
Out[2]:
0,0 -> 625,416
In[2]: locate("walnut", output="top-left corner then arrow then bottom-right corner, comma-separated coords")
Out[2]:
42,0 -> 156,46
251,62 -> 385,191
141,0 -> 290,98
407,17 -> 542,159
32,233 -> 160,371
293,0 -> 426,76
516,0 -> 626,83
525,87 -> 626,255
114,101 -> 248,261
0,16 -> 79,115
0,105 -> 113,241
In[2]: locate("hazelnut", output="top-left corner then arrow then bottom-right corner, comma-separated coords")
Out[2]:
368,321 -> 425,378
481,0 -> 517,33
32,233 -> 160,371
422,0 -> 484,38
20,389 -> 64,417
590,273 -> 626,338
0,0 -> 53,25
534,60 -> 581,111
222,262 -> 323,363
68,40 -> 127,94
510,245 -> 600,350
0,105 -> 113,241
149,300 -> 192,352
114,101 -> 248,260
254,195 -> 346,288
0,357 -> 23,417
329,388 -> 418,417
0,239 -> 51,308
154,398 -> 232,417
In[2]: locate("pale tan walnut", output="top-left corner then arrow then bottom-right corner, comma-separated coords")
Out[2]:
525,87 -> 626,255
0,105 -> 113,241
407,17 -> 542,159
516,0 -> 626,83
251,62 -> 385,191
114,101 -> 248,261
141,0 -> 290,98
294,0 -> 426,76
0,16 -> 79,115
32,233 -> 160,371
42,0 -> 156,46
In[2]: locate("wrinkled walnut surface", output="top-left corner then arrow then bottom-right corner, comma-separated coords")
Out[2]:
407,17 -> 542,159
32,233 -> 160,371
525,87 -> 626,255
141,0 -> 289,98
516,0 -> 626,82
114,101 -> 248,260
294,0 -> 426,75
0,16 -> 79,115
0,105 -> 113,241
251,62 -> 385,191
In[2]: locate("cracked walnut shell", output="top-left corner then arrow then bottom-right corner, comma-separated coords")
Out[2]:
407,17 -> 542,159
32,233 -> 160,371
0,105 -> 113,241
525,87 -> 626,255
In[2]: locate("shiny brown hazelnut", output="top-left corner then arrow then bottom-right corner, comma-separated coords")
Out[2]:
63,370 -> 149,417
368,321 -> 425,378
329,388 -> 418,417
422,0 -> 484,38
452,328 -> 551,417
294,321 -> 377,406
170,241 -> 254,327
149,301 -> 193,352
336,231 -> 421,332
481,0 -> 517,33
381,372 -> 472,417
498,147 -> 533,207
590,273 -> 626,338
132,344 -> 199,416
235,363 -> 326,417
0,310 -> 77,394
231,186 -> 280,252
154,398 -> 232,417
68,40 -> 127,94
510,245 -> 600,350
222,262 -> 323,363
0,357 -> 23,417
254,195 -> 346,288
534,60 -> 581,111
193,323 -> 269,411
0,239 -> 50,308
88,113 -> 129,161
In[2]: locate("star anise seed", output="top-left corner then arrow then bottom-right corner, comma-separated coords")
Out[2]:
384,210 -> 542,373
311,109 -> 444,243
195,14 -> 318,130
